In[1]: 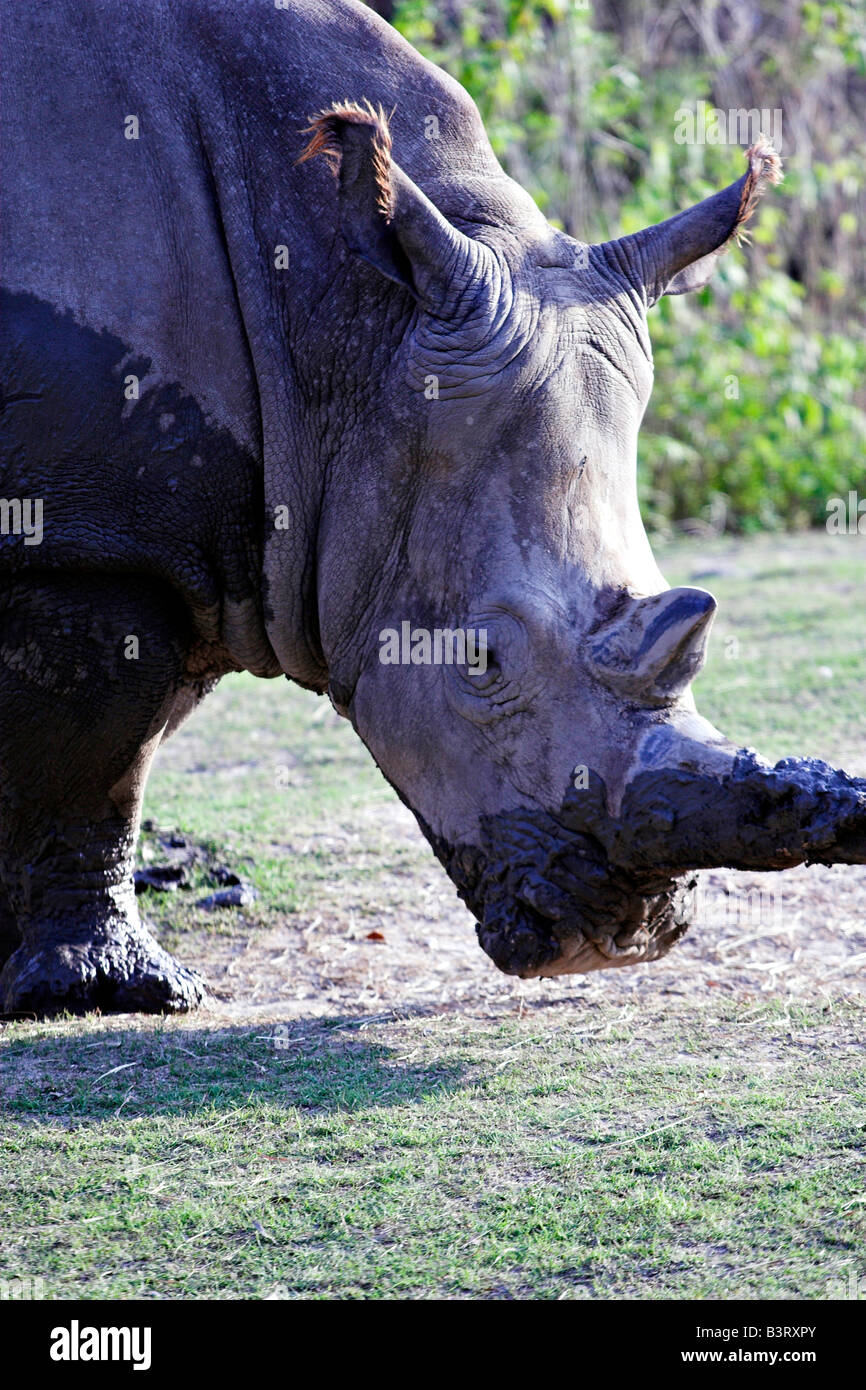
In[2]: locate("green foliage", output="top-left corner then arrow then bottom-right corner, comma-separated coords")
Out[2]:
642,268 -> 866,533
388,0 -> 866,532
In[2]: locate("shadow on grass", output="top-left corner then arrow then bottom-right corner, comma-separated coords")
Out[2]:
0,1016 -> 468,1122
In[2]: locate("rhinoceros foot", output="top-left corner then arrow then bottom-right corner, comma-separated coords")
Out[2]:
0,917 -> 207,1017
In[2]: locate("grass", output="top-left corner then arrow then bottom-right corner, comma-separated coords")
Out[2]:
2,999 -> 864,1299
137,667 -> 418,943
662,530 -> 866,764
1,529 -> 865,1300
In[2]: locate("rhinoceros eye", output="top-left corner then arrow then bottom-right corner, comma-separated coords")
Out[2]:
465,645 -> 501,689
446,613 -> 531,723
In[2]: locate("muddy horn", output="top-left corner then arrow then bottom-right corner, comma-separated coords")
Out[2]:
438,727 -> 866,982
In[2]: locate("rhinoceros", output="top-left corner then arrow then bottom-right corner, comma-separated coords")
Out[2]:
1,0 -> 864,1015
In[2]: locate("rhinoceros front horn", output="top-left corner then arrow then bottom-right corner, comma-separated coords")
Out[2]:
450,738 -> 866,982
588,587 -> 716,704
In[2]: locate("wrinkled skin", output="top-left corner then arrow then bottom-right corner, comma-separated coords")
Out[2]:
1,0 -> 864,1016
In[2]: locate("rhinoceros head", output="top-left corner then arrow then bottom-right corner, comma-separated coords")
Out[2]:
296,106 -> 866,978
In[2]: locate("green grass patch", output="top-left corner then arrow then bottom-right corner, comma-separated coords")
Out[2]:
661,531 -> 866,763
2,999 -> 864,1299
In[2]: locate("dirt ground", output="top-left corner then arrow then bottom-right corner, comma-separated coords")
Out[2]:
179,798 -> 866,1027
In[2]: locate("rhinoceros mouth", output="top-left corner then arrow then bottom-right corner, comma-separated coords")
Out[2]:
412,750 -> 866,978
413,801 -> 693,978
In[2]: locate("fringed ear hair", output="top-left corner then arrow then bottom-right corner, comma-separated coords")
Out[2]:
298,99 -> 395,219
733,135 -> 784,242
297,99 -> 492,316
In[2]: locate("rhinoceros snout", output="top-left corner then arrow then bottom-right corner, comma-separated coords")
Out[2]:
418,803 -> 692,978
417,737 -> 866,979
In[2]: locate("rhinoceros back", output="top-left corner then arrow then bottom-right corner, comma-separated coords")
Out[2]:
0,0 -> 274,659
0,0 -> 514,668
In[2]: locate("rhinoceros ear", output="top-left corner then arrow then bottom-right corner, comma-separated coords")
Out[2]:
597,138 -> 782,306
298,101 -> 486,316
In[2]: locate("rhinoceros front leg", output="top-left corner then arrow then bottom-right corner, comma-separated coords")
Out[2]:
0,575 -> 207,1016
0,882 -> 20,969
